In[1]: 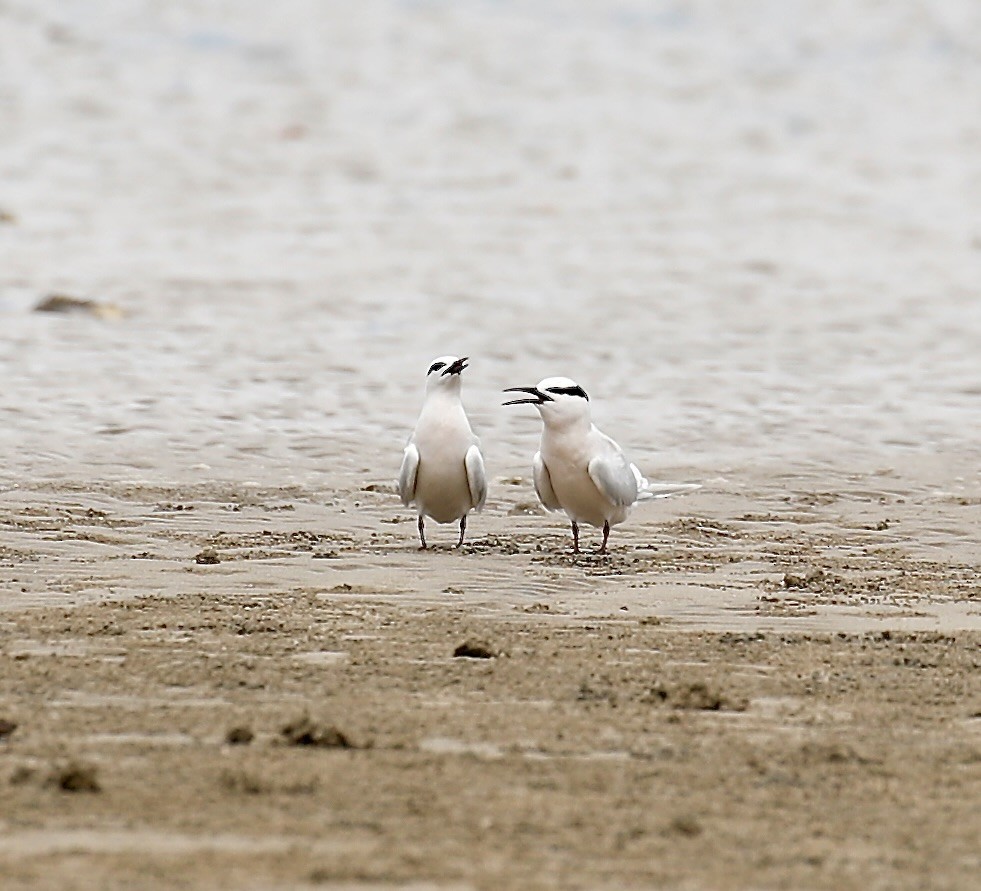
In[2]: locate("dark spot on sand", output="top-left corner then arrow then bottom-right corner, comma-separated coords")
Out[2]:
362,483 -> 397,494
34,294 -> 124,319
226,726 -> 254,745
195,548 -> 221,565
667,814 -> 703,837
155,502 -> 194,512
282,716 -> 353,748
795,741 -> 872,765
0,719 -> 17,740
453,641 -> 495,659
52,762 -> 101,793
646,681 -> 746,712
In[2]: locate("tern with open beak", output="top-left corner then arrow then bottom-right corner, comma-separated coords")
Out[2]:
505,376 -> 697,553
398,356 -> 487,549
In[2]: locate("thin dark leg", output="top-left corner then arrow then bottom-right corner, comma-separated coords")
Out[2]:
599,520 -> 610,555
456,514 -> 467,548
417,515 -> 427,550
571,520 -> 580,554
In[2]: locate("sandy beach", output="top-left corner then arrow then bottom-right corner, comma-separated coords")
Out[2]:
2,0 -> 980,888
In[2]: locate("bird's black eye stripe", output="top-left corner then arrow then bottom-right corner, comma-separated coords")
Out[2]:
546,385 -> 589,400
428,361 -> 446,375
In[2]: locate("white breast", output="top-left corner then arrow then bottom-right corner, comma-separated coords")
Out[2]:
411,397 -> 477,524
541,428 -> 629,528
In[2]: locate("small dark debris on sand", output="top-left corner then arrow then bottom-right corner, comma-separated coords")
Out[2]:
226,726 -> 254,745
34,294 -> 124,319
0,718 -> 17,740
281,716 -> 353,748
783,568 -> 824,589
453,641 -> 496,659
195,548 -> 221,565
51,762 -> 101,793
795,740 -> 872,765
646,680 -> 747,712
361,483 -> 397,494
667,814 -> 703,837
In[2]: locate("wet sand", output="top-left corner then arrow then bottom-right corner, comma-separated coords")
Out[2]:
0,477 -> 979,889
2,0 -> 981,888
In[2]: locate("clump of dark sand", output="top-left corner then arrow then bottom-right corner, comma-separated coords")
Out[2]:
225,726 -> 254,745
34,294 -> 124,319
453,641 -> 496,659
646,680 -> 747,712
50,762 -> 101,793
666,814 -> 703,837
783,568 -> 825,589
281,716 -> 352,748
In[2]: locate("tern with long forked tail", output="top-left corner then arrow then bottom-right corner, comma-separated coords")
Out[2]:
504,376 -> 697,553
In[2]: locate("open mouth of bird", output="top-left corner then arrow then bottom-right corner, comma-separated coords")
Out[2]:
503,386 -> 551,405
442,357 -> 469,376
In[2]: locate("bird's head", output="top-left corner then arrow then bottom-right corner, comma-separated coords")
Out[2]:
425,355 -> 469,394
504,376 -> 591,427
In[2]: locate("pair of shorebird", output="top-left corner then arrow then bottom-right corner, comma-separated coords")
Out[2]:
397,355 -> 697,553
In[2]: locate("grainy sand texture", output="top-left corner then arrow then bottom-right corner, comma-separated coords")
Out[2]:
1,1 -> 980,889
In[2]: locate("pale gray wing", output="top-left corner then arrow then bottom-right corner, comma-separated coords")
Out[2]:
397,443 -> 419,506
588,448 -> 639,508
532,451 -> 562,512
464,444 -> 487,511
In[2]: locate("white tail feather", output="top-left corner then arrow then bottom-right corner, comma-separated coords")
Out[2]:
638,482 -> 701,501
630,465 -> 701,502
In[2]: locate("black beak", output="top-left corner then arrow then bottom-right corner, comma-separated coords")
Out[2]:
442,356 -> 469,376
503,386 -> 551,406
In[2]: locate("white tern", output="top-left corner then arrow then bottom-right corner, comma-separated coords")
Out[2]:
398,356 -> 487,549
504,376 -> 697,553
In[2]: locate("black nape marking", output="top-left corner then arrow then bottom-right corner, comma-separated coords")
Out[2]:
546,385 -> 589,400
428,361 -> 447,375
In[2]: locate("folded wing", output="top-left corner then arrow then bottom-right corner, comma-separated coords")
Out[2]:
588,451 -> 639,507
533,451 -> 562,511
465,444 -> 487,511
397,443 -> 420,506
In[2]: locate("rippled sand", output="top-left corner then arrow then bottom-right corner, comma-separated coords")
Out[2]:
1,1 -> 980,889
